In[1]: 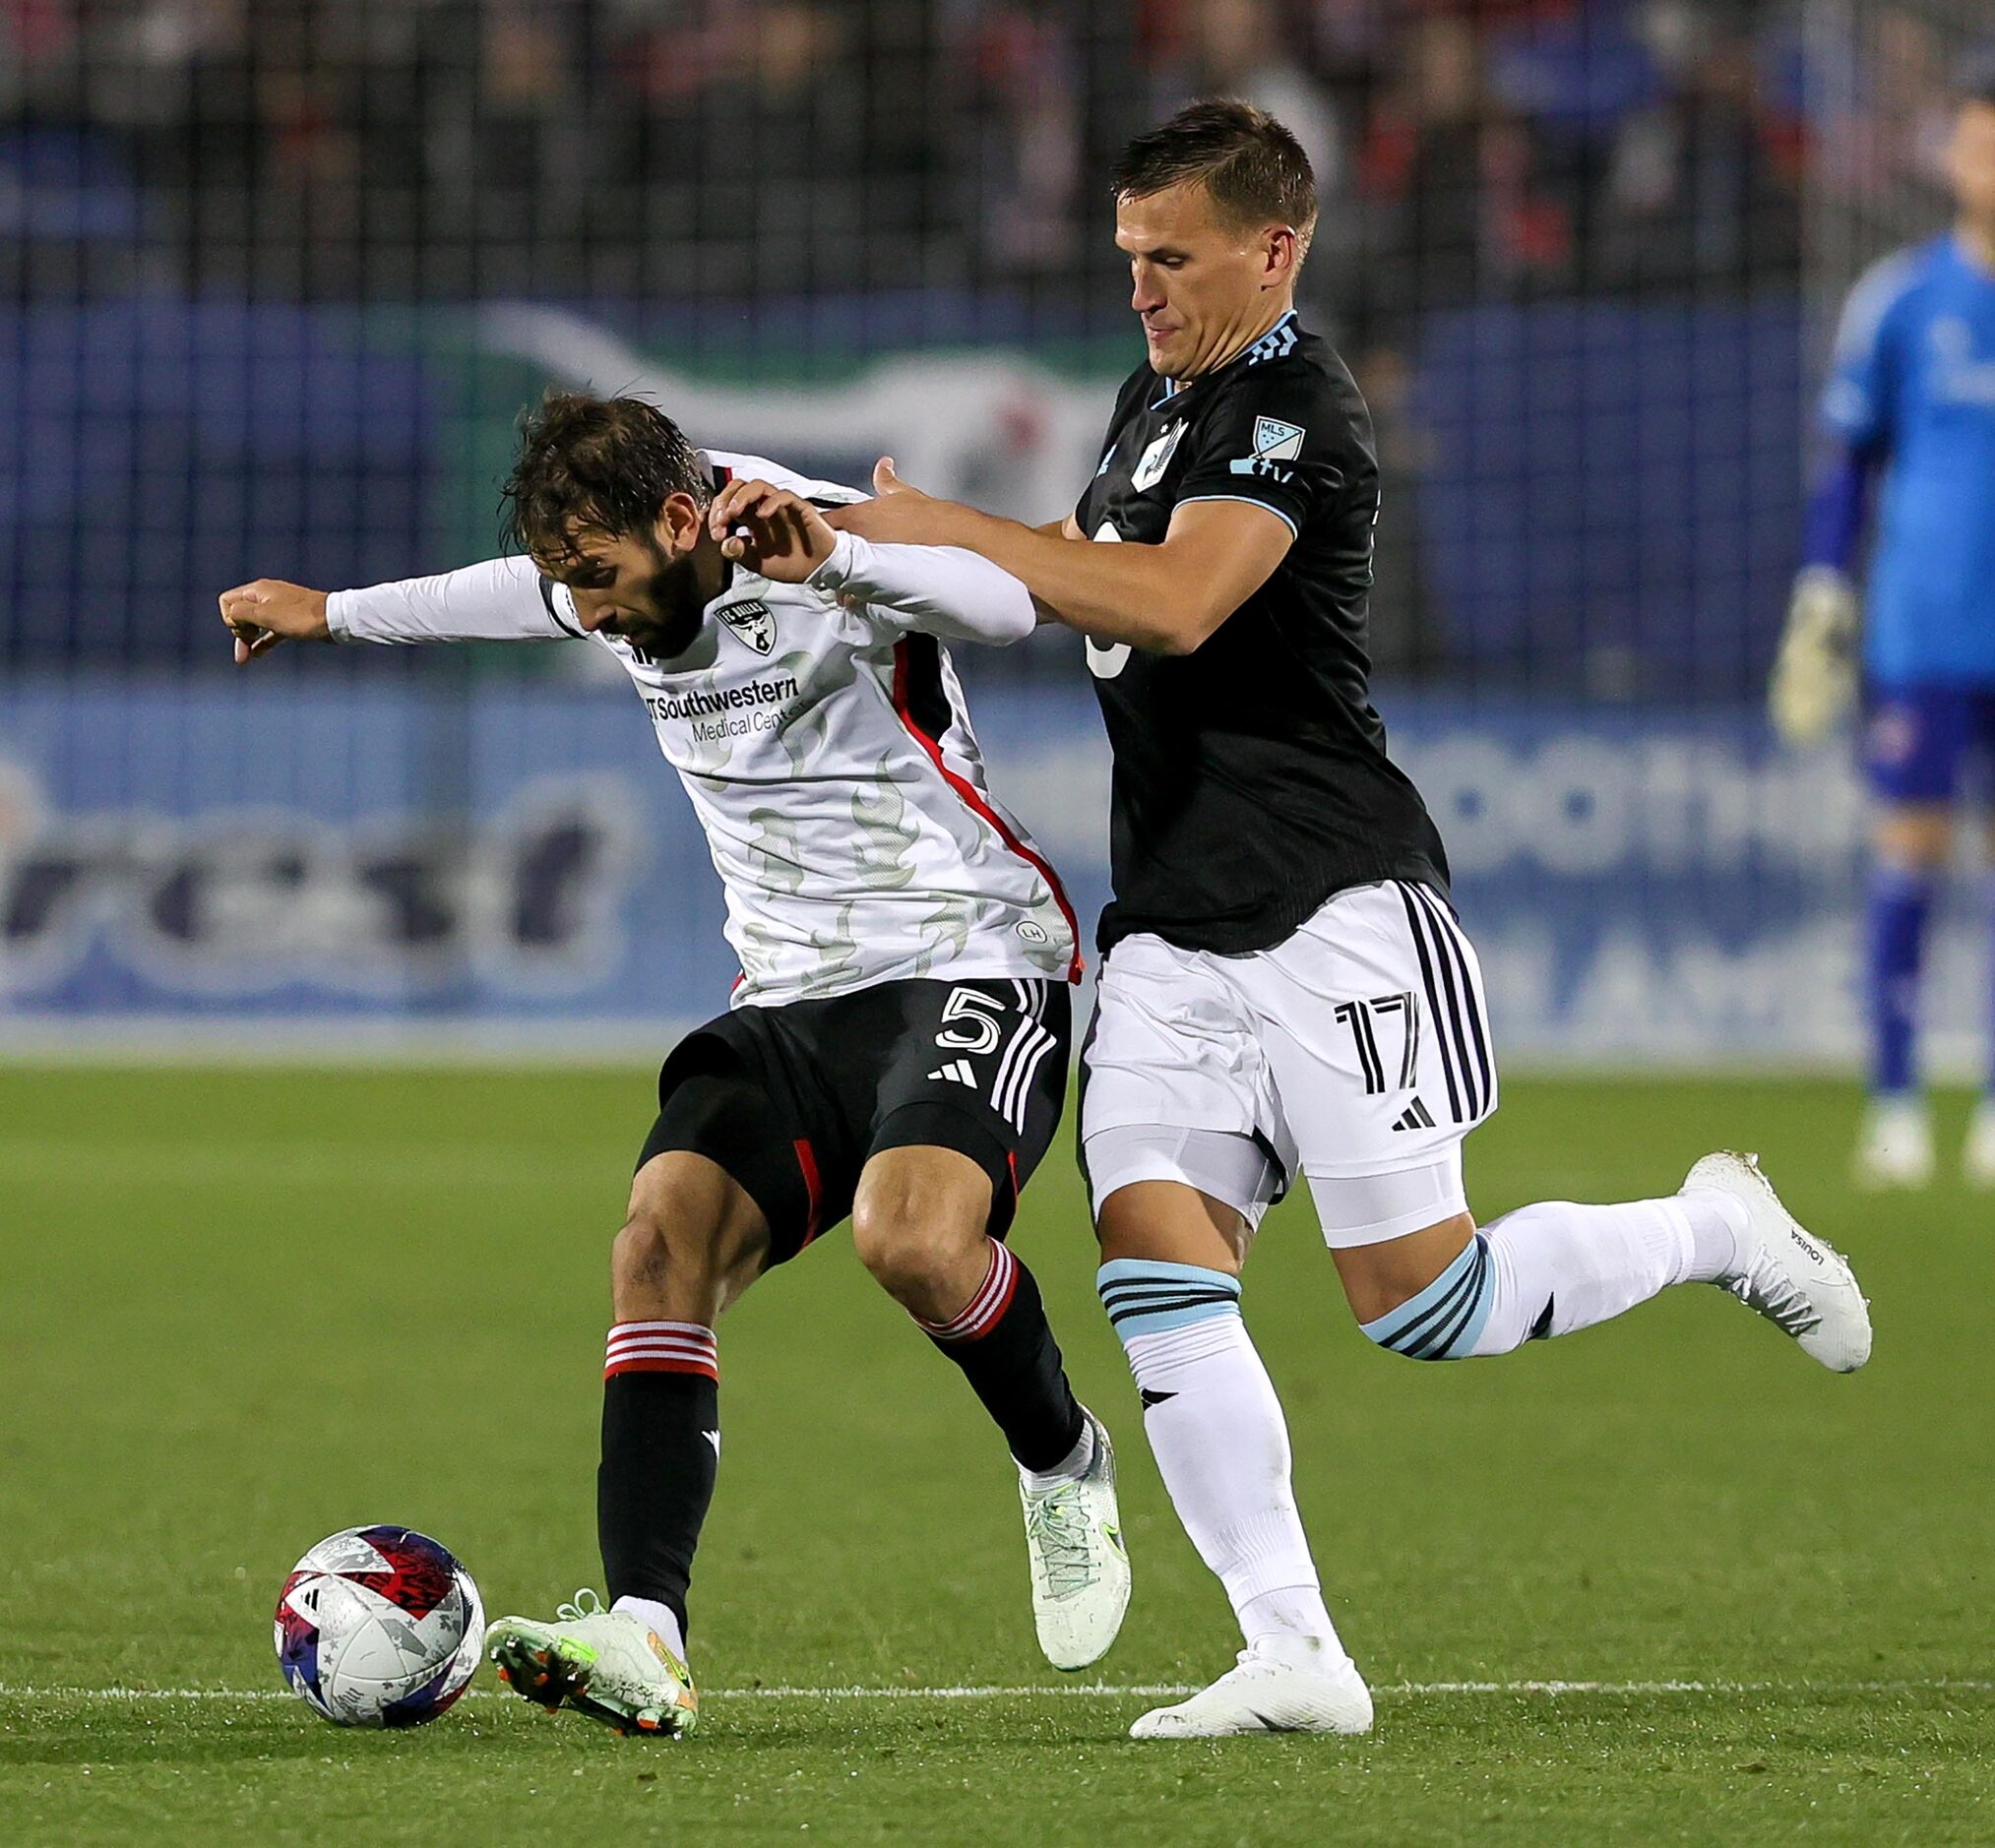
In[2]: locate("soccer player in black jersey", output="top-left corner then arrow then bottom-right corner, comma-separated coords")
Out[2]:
838,100 -> 1872,1737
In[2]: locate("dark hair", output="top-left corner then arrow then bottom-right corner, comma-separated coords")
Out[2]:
500,391 -> 710,566
1110,99 -> 1317,252
1962,52 -> 1995,109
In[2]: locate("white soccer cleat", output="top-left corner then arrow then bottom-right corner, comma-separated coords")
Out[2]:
1019,1408 -> 1130,1671
1684,1151 -> 1871,1373
1853,1095 -> 1934,1190
1964,1100 -> 1995,1190
1130,1637 -> 1374,1740
486,1590 -> 699,1738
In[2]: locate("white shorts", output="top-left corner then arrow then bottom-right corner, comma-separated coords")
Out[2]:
1080,880 -> 1497,1248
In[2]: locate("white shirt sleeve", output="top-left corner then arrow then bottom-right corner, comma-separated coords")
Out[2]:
325,555 -> 577,646
806,530 -> 1037,647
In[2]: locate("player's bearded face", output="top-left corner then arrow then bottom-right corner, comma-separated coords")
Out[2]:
552,518 -> 709,657
1116,182 -> 1290,380
1951,103 -> 1995,234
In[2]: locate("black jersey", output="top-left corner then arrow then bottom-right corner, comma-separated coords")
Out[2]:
1073,311 -> 1449,956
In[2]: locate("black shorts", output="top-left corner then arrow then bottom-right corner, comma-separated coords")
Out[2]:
637,976 -> 1071,1266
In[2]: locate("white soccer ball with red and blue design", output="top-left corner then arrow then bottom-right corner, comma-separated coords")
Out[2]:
274,1526 -> 484,1728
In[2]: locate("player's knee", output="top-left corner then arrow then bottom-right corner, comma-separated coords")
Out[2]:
851,1151 -> 991,1302
849,1196 -> 958,1298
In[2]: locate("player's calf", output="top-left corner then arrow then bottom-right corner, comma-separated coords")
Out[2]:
595,1136 -> 773,1670
855,1146 -> 1085,1472
1343,1156 -> 1869,1373
858,1144 -> 1125,1667
1348,1191 -> 1738,1360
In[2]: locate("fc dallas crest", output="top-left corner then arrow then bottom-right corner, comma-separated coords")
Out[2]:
717,599 -> 775,654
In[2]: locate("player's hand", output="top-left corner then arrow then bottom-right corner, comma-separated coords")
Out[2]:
707,478 -> 838,584
1770,566 -> 1859,746
218,579 -> 331,664
824,459 -> 966,545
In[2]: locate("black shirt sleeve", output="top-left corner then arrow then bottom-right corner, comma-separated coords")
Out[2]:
1170,358 -> 1359,538
1076,365 -> 1153,528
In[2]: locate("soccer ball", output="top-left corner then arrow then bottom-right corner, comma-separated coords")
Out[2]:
274,1526 -> 484,1728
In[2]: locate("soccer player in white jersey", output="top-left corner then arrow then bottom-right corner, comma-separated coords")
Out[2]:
218,393 -> 1130,1737
838,101 -> 1874,1739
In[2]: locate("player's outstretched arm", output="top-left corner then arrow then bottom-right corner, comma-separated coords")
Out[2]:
708,477 -> 1037,646
221,556 -> 573,662
828,460 -> 1289,654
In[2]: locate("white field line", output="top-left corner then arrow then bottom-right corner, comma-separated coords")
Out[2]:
1,1679 -> 1988,1704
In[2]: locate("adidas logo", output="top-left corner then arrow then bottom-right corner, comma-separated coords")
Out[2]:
1391,1096 -> 1436,1132
927,1059 -> 977,1086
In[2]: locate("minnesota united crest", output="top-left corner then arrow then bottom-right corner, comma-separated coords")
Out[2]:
1131,420 -> 1186,493
717,598 -> 776,655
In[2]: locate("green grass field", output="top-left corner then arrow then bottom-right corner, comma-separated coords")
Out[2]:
1,1066 -> 1989,1845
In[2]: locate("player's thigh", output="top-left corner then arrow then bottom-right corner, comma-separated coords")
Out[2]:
864,975 -> 1072,1240
1079,935 -> 1288,1257
633,1024 -> 831,1289
1866,685 -> 1969,855
1235,881 -> 1494,1257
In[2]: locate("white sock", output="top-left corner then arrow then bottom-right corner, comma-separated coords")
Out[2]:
1469,1191 -> 1750,1356
1118,1305 -> 1346,1658
1677,1186 -> 1752,1280
1237,1586 -> 1344,1659
611,1595 -> 686,1662
1020,1416 -> 1095,1493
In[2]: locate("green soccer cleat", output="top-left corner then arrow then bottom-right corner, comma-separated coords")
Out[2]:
1020,1408 -> 1131,1671
485,1589 -> 699,1738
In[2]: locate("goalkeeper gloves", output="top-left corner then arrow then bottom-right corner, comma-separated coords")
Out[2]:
1769,566 -> 1859,746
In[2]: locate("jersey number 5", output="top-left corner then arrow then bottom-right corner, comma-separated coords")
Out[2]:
935,986 -> 1005,1057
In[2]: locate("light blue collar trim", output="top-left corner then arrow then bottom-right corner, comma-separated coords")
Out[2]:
1147,309 -> 1300,410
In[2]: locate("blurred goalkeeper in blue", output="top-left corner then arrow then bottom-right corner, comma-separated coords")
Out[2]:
1772,60 -> 1995,1190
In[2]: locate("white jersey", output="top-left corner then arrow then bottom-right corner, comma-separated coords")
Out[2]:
326,449 -> 1078,1008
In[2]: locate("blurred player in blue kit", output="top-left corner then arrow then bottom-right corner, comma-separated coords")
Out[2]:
1772,60 -> 1995,1188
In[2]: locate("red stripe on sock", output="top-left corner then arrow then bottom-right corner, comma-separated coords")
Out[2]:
918,1242 -> 1019,1342
604,1322 -> 717,1382
603,1354 -> 718,1381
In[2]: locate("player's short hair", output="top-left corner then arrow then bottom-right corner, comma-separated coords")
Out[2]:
1110,99 -> 1318,256
501,391 -> 711,567
1960,52 -> 1995,110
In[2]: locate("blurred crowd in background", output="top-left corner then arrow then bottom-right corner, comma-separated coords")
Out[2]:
0,0 -> 1976,324
0,0 -> 1981,685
